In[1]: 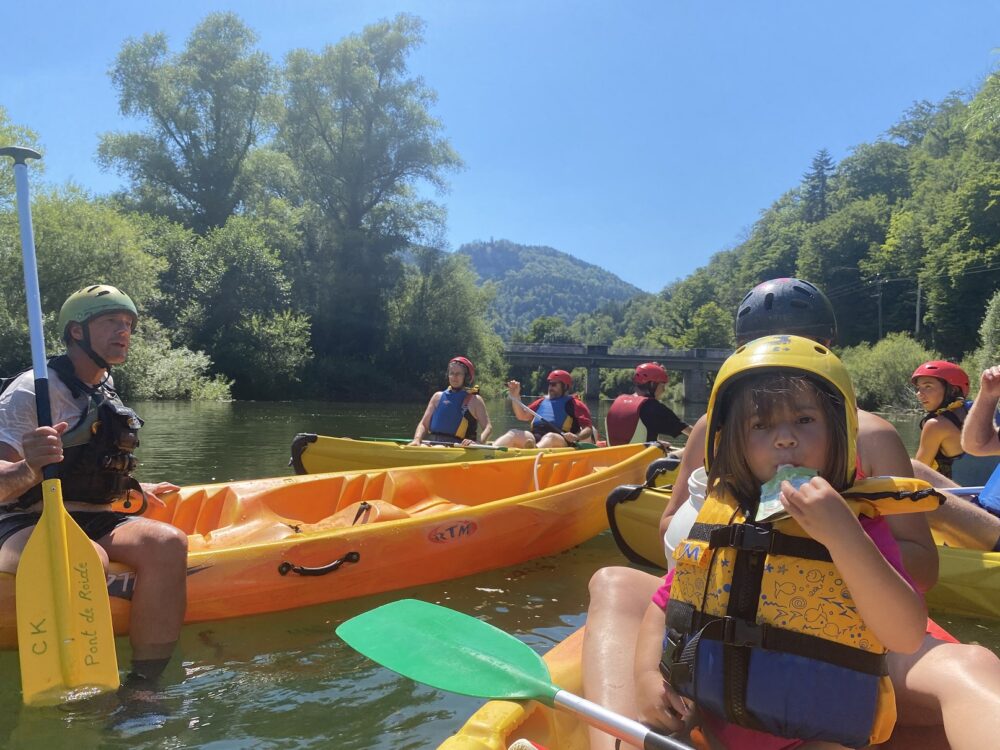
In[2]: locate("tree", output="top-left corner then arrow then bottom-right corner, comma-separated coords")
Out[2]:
0,106 -> 43,212
674,301 -> 733,349
99,12 -> 277,232
280,14 -> 462,361
802,148 -> 834,223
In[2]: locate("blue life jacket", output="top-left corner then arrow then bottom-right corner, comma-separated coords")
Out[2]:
532,395 -> 572,435
429,388 -> 476,441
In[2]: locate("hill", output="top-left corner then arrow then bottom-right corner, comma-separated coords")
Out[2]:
457,239 -> 643,336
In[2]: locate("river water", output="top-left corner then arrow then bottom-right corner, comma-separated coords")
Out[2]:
1,398 -> 995,749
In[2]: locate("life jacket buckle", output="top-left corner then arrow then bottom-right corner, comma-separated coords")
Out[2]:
721,617 -> 767,648
709,523 -> 773,552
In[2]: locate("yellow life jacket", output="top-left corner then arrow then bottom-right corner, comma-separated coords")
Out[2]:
663,476 -> 942,748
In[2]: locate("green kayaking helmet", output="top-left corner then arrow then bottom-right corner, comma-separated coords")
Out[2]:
58,285 -> 138,368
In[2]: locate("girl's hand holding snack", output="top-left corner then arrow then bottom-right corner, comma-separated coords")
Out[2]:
778,475 -> 862,550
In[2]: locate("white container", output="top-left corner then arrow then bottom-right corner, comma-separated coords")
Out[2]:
663,467 -> 707,570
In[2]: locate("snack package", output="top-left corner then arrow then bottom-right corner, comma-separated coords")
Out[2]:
755,464 -> 818,522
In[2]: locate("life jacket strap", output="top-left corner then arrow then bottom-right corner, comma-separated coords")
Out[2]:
709,523 -> 833,562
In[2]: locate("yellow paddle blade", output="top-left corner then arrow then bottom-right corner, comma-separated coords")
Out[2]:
16,479 -> 119,705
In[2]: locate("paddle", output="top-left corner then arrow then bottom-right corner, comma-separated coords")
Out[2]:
337,599 -> 694,750
506,395 -> 598,449
2,146 -> 119,705
358,436 -> 506,451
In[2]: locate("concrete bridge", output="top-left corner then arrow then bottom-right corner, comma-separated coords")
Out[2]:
503,343 -> 732,402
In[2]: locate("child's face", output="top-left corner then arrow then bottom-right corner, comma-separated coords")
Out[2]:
745,389 -> 830,484
913,376 -> 945,411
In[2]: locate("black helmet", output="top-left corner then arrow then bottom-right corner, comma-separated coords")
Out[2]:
734,278 -> 837,346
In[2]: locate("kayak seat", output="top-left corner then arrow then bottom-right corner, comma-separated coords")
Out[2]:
381,472 -> 432,507
300,500 -> 411,532
190,500 -> 301,550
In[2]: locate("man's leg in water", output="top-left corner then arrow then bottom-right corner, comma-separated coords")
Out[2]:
99,518 -> 188,681
582,566 -> 661,750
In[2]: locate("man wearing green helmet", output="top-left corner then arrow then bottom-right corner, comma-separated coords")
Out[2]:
0,285 -> 188,689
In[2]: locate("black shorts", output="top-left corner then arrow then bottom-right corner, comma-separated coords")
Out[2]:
0,511 -> 134,550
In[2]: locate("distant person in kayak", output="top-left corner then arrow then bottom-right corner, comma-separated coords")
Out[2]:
605,362 -> 691,445
583,277 -> 1000,750
0,285 -> 188,688
493,370 -> 592,448
962,364 -> 1000,456
410,356 -> 492,446
912,360 -> 971,479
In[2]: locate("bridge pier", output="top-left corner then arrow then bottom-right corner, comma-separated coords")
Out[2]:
586,366 -> 601,399
682,368 -> 710,403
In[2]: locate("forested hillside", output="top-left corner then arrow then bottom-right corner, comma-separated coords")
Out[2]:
563,76 -> 1000,366
458,239 -> 642,336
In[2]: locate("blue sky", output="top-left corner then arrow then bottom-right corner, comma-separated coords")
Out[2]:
3,1 -> 998,292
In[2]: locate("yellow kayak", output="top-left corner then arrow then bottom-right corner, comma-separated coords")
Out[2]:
0,443 -> 659,649
605,477 -> 1000,620
438,628 -> 590,750
290,433 -> 574,473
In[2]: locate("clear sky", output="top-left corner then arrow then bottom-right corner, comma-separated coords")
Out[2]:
3,1 -> 998,292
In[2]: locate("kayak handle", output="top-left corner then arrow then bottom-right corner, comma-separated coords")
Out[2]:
278,551 -> 361,577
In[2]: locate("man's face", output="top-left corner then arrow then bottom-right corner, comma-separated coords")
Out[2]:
547,380 -> 566,398
78,312 -> 135,365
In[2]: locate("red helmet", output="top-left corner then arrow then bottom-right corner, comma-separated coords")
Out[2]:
911,361 -> 969,397
449,356 -> 475,384
546,369 -> 573,387
634,362 -> 668,386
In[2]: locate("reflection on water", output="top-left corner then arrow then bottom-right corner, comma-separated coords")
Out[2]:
1,399 -> 993,749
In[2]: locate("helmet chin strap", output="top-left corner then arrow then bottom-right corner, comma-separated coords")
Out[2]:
79,323 -> 112,373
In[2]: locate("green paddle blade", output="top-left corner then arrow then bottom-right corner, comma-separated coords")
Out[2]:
17,480 -> 119,705
337,599 -> 558,704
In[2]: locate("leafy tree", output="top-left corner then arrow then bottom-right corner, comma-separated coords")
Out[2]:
384,248 -> 503,397
802,149 -> 834,223
832,141 -> 911,207
965,289 -> 1000,393
674,301 -> 734,349
0,106 -> 43,212
280,14 -> 462,361
839,333 -> 938,410
99,12 -> 277,232
796,196 -> 891,344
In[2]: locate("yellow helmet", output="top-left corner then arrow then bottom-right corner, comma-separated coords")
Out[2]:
705,334 -> 858,485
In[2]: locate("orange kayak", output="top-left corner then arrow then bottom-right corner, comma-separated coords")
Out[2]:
0,443 -> 660,648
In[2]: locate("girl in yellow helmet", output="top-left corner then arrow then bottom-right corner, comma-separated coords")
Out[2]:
634,335 -> 936,749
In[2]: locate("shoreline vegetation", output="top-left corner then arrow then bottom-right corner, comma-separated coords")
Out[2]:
2,13 -> 999,409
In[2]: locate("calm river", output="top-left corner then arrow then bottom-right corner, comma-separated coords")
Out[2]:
1,399 -> 995,749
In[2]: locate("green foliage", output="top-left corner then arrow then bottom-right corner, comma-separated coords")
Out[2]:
838,333 -> 937,411
965,289 -> 1000,394
280,14 -> 462,362
0,107 -> 44,212
99,12 -> 277,232
802,148 -> 834,223
109,318 -> 231,400
459,239 -> 642,337
382,248 -> 503,398
672,301 -> 735,349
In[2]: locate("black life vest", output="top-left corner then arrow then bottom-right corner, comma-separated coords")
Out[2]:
9,356 -> 143,507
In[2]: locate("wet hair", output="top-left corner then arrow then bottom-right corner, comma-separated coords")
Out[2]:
707,371 -> 850,509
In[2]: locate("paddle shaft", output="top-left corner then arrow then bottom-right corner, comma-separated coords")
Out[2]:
943,486 -> 984,496
554,689 -> 693,750
358,436 -> 504,451
4,149 -> 53,437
